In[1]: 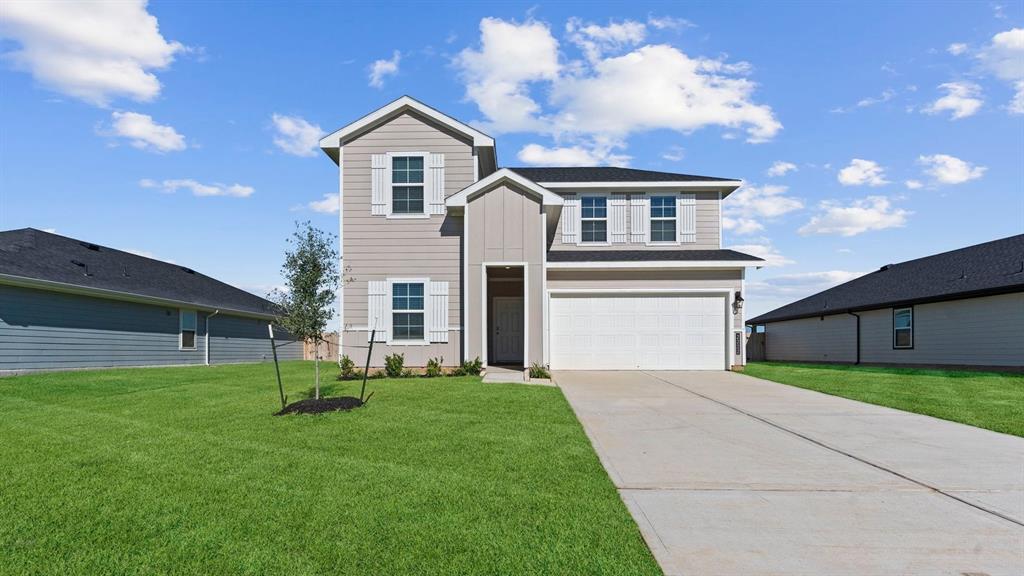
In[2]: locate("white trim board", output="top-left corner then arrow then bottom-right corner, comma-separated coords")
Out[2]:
546,261 -> 763,270
446,169 -> 564,208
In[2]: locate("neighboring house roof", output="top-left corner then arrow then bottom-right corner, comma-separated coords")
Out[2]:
547,249 -> 764,268
508,166 -> 740,184
319,95 -> 495,164
748,234 -> 1024,324
0,228 -> 279,318
446,168 -> 565,207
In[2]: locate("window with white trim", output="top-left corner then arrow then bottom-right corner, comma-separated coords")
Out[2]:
650,195 -> 677,243
391,155 -> 424,214
893,307 -> 913,349
392,282 -> 425,341
180,309 -> 197,350
580,195 -> 607,243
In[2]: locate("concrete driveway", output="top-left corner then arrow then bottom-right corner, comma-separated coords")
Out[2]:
556,370 -> 1024,576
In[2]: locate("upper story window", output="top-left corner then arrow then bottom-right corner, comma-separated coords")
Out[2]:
893,307 -> 913,349
392,282 -> 425,341
392,155 -> 424,214
581,196 -> 607,243
650,196 -> 677,243
179,309 -> 197,350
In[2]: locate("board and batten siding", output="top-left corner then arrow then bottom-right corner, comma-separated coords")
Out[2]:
0,285 -> 300,372
340,111 -> 474,365
550,191 -> 721,250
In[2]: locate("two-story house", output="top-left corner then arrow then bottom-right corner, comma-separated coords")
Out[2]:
319,96 -> 763,371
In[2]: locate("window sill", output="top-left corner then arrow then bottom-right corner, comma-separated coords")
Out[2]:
386,213 -> 432,219
386,340 -> 431,346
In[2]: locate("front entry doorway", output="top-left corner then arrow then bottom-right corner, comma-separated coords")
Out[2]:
491,297 -> 524,364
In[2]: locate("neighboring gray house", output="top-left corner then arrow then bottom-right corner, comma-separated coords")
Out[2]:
747,235 -> 1024,370
0,228 -> 301,372
319,96 -> 763,371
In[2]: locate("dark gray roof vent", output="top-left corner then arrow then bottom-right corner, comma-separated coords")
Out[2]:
180,267 -> 196,274
79,241 -> 101,251
70,259 -> 92,276
879,264 -> 893,271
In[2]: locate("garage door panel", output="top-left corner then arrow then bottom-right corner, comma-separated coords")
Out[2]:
550,293 -> 726,370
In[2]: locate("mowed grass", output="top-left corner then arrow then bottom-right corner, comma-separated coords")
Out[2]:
0,361 -> 659,576
745,362 -> 1024,437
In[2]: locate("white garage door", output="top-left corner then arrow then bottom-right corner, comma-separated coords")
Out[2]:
549,293 -> 727,370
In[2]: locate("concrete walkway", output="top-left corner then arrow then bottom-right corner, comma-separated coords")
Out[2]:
556,370 -> 1024,576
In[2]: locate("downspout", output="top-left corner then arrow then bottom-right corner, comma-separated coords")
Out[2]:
847,311 -> 860,365
205,310 -> 220,365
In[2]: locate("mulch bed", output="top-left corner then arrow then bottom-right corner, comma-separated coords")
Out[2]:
275,396 -> 364,416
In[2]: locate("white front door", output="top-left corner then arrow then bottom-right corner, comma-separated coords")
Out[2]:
492,296 -> 524,364
549,293 -> 728,370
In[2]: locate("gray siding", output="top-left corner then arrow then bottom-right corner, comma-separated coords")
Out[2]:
0,285 -> 300,371
341,111 -> 472,363
764,314 -> 858,364
550,191 -> 721,250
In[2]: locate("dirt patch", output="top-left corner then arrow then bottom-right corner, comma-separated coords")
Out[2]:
275,396 -> 363,416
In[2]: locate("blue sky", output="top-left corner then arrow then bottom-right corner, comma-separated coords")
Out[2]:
1,1 -> 1021,318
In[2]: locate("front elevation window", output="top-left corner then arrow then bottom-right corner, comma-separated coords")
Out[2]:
392,156 -> 424,214
650,196 -> 677,242
392,282 -> 425,341
581,196 -> 607,243
893,307 -> 913,349
180,309 -> 197,350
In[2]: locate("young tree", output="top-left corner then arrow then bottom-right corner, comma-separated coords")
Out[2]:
269,222 -> 339,400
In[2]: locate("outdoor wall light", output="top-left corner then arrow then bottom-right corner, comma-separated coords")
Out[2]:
733,291 -> 744,314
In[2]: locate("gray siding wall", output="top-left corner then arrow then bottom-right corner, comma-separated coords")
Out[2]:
550,191 -> 721,250
0,285 -> 300,371
764,314 -> 858,364
467,183 -> 545,365
341,111 -> 473,364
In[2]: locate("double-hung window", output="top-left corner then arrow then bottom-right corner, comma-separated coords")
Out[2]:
893,307 -> 913,349
180,309 -> 197,350
580,196 -> 607,243
391,155 -> 424,215
650,195 -> 677,243
392,282 -> 425,341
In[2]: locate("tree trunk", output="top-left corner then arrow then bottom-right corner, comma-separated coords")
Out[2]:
314,338 -> 321,400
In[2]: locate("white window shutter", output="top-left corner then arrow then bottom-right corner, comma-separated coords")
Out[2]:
562,194 -> 579,244
370,154 -> 388,216
428,281 -> 449,342
428,153 -> 446,215
610,195 -> 628,243
678,193 -> 696,243
367,280 -> 388,342
630,195 -> 648,243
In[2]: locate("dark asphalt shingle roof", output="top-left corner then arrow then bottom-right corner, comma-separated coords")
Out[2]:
548,249 -> 763,262
748,234 -> 1024,324
507,167 -> 738,183
0,228 -> 278,317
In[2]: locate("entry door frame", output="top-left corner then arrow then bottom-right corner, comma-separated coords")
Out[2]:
481,262 -> 528,367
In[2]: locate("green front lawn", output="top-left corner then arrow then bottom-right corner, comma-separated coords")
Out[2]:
745,362 -> 1024,437
0,362 -> 659,576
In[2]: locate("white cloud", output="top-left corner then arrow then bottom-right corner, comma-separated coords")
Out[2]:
0,0 -> 184,106
721,183 -> 802,236
837,248 -> 854,254
1011,81 -> 1024,115
107,111 -> 185,152
41,227 -> 58,234
721,216 -> 764,235
904,179 -> 923,189
566,18 -> 646,62
727,242 -> 794,267
308,193 -> 339,214
923,82 -> 983,119
746,270 -> 866,302
917,154 -> 986,184
368,50 -> 401,88
647,15 -> 695,30
856,88 -> 896,108
799,196 -> 909,236
766,161 -> 797,177
141,178 -> 253,198
271,113 -> 321,157
661,145 -> 685,162
947,43 -> 968,55
978,28 -> 1024,113
516,142 -> 630,166
837,159 -> 889,187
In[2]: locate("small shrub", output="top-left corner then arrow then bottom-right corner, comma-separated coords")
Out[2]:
384,353 -> 405,378
425,357 -> 444,378
529,363 -> 550,379
369,369 -> 387,379
401,368 -> 416,378
453,356 -> 483,377
338,354 -> 356,380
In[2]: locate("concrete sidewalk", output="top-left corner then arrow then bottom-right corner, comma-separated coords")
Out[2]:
556,370 -> 1024,576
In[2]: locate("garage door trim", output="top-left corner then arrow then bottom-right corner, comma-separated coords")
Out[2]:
545,288 -> 735,370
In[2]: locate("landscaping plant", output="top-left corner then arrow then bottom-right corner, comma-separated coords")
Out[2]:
452,357 -> 483,376
338,354 -> 356,380
384,353 -> 405,378
529,363 -> 550,379
425,357 -> 444,378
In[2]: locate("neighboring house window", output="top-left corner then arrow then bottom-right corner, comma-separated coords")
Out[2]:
392,155 -> 424,214
650,195 -> 677,243
180,310 -> 197,350
581,196 -> 607,243
893,307 -> 913,349
392,282 -> 425,341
